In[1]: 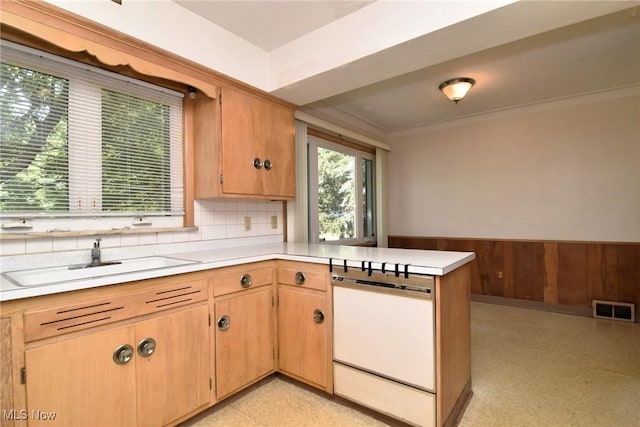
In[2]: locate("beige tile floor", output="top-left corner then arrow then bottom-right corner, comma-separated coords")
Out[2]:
183,302 -> 640,427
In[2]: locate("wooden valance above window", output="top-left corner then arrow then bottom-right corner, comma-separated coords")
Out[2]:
0,0 -> 220,99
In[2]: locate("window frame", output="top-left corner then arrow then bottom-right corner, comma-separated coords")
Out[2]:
0,0 -> 232,232
307,134 -> 376,245
0,40 -> 185,232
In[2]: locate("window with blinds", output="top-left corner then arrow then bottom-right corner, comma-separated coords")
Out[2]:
0,40 -> 184,226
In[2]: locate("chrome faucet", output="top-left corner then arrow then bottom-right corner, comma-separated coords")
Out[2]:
68,237 -> 121,270
91,238 -> 102,266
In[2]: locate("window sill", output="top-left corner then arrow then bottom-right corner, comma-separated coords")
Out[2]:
0,226 -> 199,240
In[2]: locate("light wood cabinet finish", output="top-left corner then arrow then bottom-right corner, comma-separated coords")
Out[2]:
276,261 -> 332,392
24,303 -> 210,427
135,304 -> 211,426
23,279 -> 208,342
214,286 -> 275,399
213,265 -> 273,297
277,266 -> 327,291
1,317 -> 15,427
25,325 -> 138,427
435,264 -> 472,427
194,87 -> 295,200
259,92 -> 296,198
3,260 -> 337,425
277,287 -> 331,390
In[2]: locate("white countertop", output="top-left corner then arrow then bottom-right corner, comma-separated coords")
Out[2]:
0,243 -> 475,301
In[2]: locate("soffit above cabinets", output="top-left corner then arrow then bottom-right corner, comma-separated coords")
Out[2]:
174,0 -> 373,52
171,1 -> 640,137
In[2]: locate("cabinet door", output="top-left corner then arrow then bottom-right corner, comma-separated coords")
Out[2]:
278,287 -> 330,389
1,317 -> 15,427
25,326 -> 137,427
215,287 -> 274,399
260,100 -> 295,198
135,304 -> 211,426
220,87 -> 262,196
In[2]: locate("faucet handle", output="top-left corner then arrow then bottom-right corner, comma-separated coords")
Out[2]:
94,238 -> 102,248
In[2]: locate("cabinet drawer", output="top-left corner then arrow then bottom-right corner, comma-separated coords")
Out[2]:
277,267 -> 327,291
24,279 -> 208,342
213,266 -> 273,297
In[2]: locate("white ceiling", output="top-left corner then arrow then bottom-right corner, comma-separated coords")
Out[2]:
174,1 -> 640,138
175,1 -> 374,52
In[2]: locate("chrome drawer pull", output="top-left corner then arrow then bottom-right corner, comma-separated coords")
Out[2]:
313,309 -> 325,324
137,338 -> 157,357
240,273 -> 253,288
113,344 -> 134,365
217,315 -> 231,331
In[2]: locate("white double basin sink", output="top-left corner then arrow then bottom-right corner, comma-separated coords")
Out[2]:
3,256 -> 198,287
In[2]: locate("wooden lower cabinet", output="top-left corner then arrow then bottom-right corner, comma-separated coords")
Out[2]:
277,286 -> 331,390
135,305 -> 211,426
214,286 -> 275,399
25,325 -> 137,426
24,304 -> 210,427
1,317 -> 16,427
4,261 -> 334,426
276,261 -> 332,393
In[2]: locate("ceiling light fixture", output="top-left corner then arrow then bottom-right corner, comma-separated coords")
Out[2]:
439,77 -> 475,103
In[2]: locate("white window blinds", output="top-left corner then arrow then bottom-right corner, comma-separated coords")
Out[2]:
0,40 -> 184,218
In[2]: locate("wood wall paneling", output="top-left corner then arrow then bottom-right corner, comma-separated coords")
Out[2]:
388,236 -> 640,314
543,242 -> 559,304
511,242 -> 544,302
477,240 -> 506,297
557,243 -> 589,306
609,244 -> 640,303
587,244 -> 605,302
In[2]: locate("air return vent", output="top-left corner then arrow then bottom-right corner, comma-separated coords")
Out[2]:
592,300 -> 635,323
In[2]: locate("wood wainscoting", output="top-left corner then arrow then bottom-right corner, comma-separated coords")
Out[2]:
388,236 -> 640,320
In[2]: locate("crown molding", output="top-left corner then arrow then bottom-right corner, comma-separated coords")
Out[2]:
386,84 -> 640,138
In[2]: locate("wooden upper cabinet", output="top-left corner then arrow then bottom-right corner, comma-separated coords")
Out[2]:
193,86 -> 295,200
260,94 -> 296,197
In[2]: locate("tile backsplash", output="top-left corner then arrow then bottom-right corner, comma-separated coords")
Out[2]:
0,199 -> 284,271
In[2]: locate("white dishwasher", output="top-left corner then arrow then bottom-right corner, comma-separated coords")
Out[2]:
332,267 -> 436,427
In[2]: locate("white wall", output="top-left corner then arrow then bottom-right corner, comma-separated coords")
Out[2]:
386,93 -> 640,243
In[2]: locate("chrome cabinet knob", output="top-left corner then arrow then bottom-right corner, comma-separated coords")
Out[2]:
294,272 -> 306,285
264,159 -> 272,170
240,273 -> 253,288
313,309 -> 325,324
253,158 -> 263,169
217,315 -> 231,331
113,344 -> 134,365
137,338 -> 157,357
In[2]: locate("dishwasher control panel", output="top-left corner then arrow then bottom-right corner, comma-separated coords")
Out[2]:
331,269 -> 434,298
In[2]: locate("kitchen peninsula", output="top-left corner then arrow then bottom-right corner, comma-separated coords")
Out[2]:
0,243 -> 475,427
